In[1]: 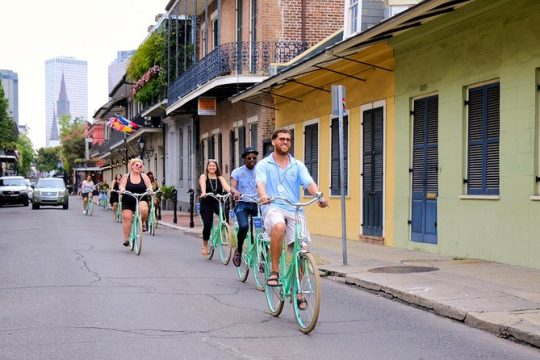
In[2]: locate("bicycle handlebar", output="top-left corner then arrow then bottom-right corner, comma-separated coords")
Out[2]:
238,194 -> 259,203
200,192 -> 231,202
268,192 -> 324,208
111,189 -> 156,200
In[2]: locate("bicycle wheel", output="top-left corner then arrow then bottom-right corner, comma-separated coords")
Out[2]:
253,234 -> 268,291
116,203 -> 122,223
265,249 -> 284,317
207,227 -> 215,260
87,199 -> 94,216
236,240 -> 249,282
293,252 -> 321,334
149,208 -> 156,236
133,215 -> 143,255
218,223 -> 232,265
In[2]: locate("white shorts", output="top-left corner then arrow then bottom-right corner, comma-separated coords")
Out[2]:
263,208 -> 311,247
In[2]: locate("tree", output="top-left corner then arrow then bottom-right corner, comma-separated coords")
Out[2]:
35,146 -> 61,173
16,134 -> 34,177
58,115 -> 85,177
0,83 -> 17,151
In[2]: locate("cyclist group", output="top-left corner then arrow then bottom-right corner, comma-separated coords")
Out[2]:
199,127 -> 328,285
80,157 -> 161,247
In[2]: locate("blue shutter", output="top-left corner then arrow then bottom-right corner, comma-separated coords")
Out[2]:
467,83 -> 499,195
331,116 -> 349,195
304,124 -> 319,185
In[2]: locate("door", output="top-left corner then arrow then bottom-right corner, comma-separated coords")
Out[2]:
411,95 -> 438,244
362,107 -> 384,237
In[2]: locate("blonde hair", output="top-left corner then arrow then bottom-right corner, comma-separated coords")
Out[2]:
128,158 -> 143,168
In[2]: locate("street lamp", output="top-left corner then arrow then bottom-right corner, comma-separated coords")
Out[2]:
138,135 -> 145,159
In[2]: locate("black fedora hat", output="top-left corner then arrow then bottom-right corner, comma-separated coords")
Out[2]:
241,146 -> 259,158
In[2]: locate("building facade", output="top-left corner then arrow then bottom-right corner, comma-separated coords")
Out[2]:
0,69 -> 19,124
45,57 -> 88,147
164,0 -> 345,209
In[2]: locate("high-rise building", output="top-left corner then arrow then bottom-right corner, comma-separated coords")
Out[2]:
0,69 -> 19,125
45,56 -> 88,147
108,50 -> 135,94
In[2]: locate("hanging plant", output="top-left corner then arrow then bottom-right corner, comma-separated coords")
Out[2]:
126,31 -> 167,104
131,65 -> 161,96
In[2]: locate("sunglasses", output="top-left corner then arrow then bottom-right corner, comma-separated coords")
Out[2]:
133,163 -> 143,168
245,156 -> 257,160
277,137 -> 291,142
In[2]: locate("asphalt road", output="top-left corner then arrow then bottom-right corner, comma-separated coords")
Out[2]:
1,196 -> 539,359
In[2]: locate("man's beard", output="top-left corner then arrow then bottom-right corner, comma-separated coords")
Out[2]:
275,145 -> 289,156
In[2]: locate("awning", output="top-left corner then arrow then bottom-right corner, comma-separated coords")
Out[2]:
230,0 -> 475,104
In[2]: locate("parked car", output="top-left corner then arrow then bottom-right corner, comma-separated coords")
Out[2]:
0,176 -> 30,206
32,177 -> 69,210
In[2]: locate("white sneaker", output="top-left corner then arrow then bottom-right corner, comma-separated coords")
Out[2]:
83,210 -> 86,215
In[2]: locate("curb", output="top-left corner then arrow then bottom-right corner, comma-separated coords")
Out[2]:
319,266 -> 540,349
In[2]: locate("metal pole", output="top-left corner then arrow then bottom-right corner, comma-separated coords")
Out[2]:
338,88 -> 348,266
188,188 -> 194,228
124,135 -> 128,173
173,188 -> 178,224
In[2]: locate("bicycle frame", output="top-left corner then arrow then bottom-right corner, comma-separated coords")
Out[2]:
113,190 -> 153,255
202,193 -> 232,265
264,193 -> 323,333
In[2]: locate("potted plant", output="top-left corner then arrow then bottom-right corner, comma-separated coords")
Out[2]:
160,184 -> 175,210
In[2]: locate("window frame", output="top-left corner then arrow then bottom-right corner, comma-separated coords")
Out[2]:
303,119 -> 319,192
464,81 -> 500,196
329,113 -> 350,196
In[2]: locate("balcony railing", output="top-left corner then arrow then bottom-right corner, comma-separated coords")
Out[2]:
168,40 -> 307,105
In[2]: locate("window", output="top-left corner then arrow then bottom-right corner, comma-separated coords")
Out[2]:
330,116 -> 349,195
466,82 -> 500,195
249,122 -> 258,147
345,0 -> 360,38
179,129 -> 184,180
188,126 -> 193,182
304,123 -> 319,186
212,18 -> 219,50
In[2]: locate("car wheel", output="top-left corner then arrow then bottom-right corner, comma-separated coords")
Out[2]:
23,201 -> 29,207
32,203 -> 39,210
63,201 -> 68,210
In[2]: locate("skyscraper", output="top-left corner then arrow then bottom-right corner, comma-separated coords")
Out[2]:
0,69 -> 19,125
45,57 -> 88,147
108,50 -> 135,94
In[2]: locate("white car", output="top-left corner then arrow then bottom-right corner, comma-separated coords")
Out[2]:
0,176 -> 30,207
32,177 -> 69,210
24,178 -> 33,200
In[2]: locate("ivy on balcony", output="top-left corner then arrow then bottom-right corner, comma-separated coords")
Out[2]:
126,31 -> 167,105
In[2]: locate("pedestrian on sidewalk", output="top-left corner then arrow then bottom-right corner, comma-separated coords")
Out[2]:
199,160 -> 231,256
230,147 -> 259,267
256,128 -> 328,298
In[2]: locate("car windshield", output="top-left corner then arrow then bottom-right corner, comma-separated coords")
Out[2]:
37,179 -> 65,189
0,178 -> 25,186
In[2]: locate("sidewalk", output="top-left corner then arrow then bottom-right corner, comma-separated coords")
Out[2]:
159,210 -> 540,349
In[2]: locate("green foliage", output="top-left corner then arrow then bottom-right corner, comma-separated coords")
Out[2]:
126,31 -> 167,104
36,147 -> 61,172
58,115 -> 85,176
0,83 -> 17,151
160,184 -> 175,200
16,134 -> 34,177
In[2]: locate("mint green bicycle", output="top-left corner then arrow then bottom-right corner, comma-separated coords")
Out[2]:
264,194 -> 323,334
148,190 -> 161,236
234,195 -> 268,291
84,183 -> 104,216
200,193 -> 232,265
114,190 -> 153,255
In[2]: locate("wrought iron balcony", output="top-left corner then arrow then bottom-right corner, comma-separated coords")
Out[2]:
168,40 -> 307,105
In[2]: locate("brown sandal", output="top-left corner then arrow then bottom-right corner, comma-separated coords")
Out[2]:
267,271 -> 281,287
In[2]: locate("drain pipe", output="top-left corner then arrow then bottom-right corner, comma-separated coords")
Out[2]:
301,0 -> 306,46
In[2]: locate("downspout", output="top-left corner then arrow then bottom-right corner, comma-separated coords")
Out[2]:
301,0 -> 306,46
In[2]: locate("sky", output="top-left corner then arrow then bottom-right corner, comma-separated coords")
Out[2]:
0,0 -> 165,149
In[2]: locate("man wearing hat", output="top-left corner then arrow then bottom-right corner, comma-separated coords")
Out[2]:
230,146 -> 260,267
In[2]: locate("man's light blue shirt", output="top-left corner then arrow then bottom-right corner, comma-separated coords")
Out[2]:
255,153 -> 314,214
231,165 -> 258,202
